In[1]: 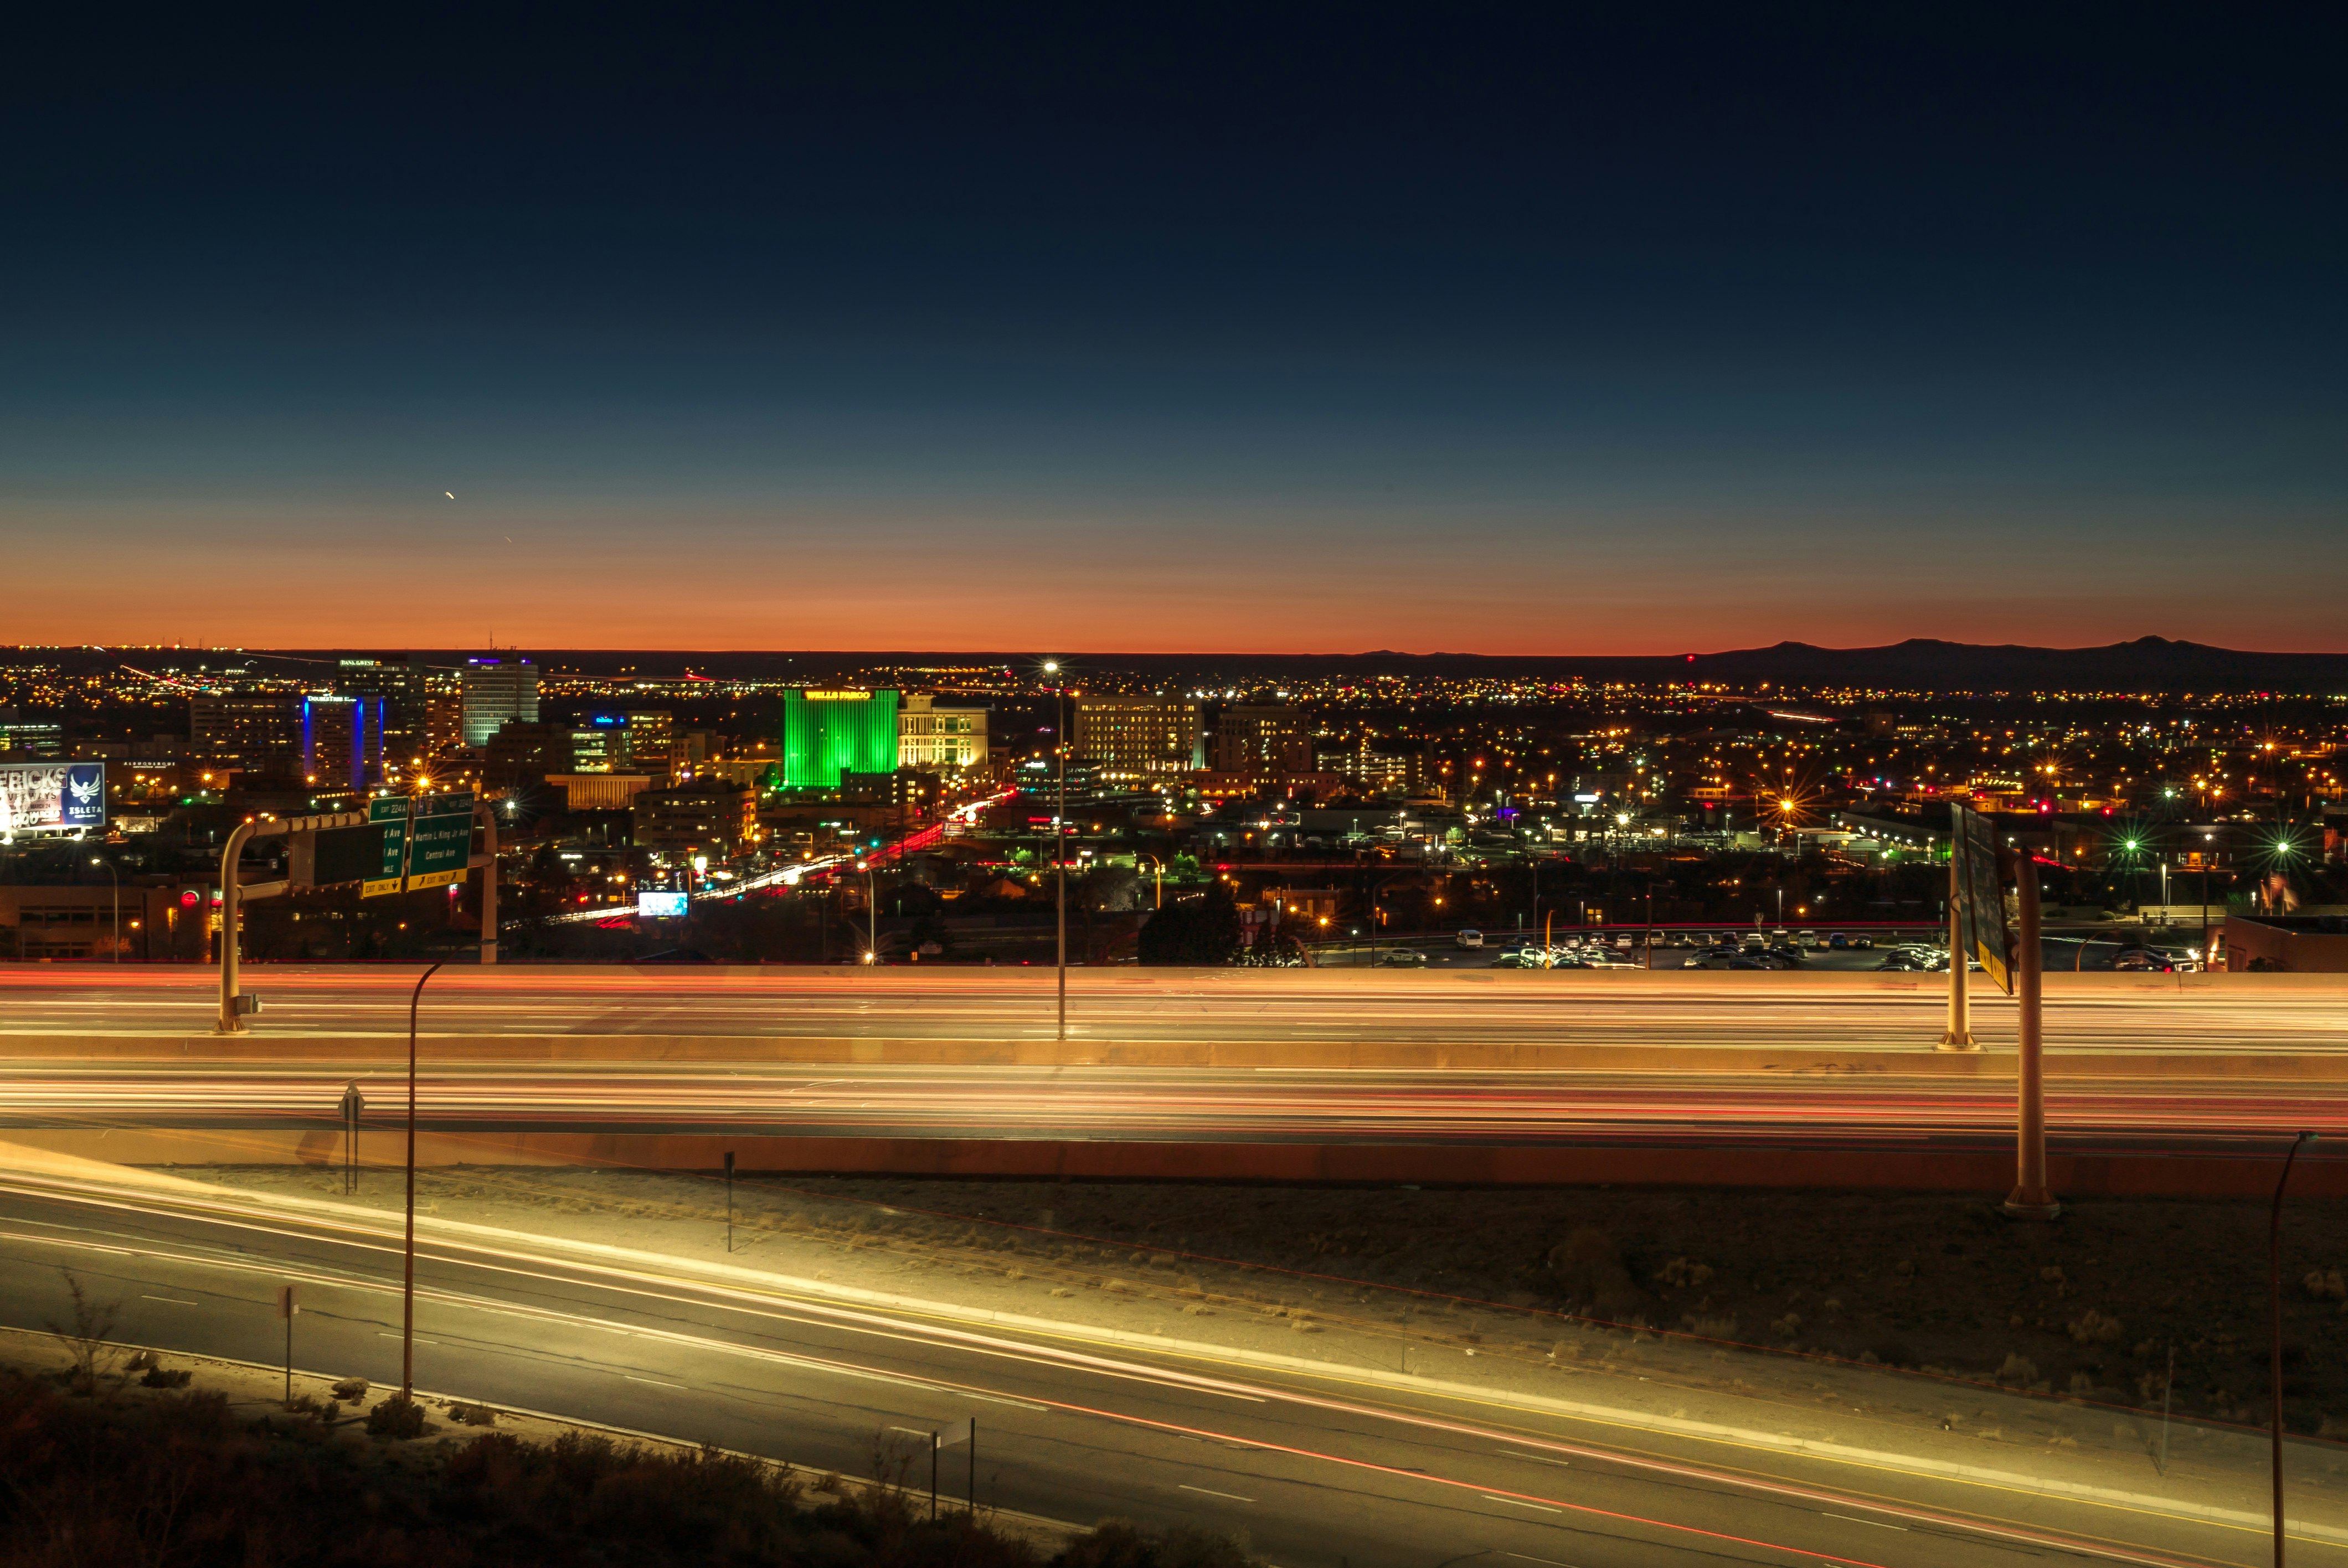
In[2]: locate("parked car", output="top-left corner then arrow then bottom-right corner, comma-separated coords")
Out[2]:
1454,929 -> 1484,950
1376,949 -> 1428,968
1826,932 -> 1850,949
1794,930 -> 1821,949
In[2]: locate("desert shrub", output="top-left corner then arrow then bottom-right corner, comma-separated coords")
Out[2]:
365,1394 -> 427,1438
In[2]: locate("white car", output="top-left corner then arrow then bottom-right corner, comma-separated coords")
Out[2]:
1455,929 -> 1484,949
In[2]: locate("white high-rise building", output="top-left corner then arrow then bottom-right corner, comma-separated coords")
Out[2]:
460,656 -> 539,747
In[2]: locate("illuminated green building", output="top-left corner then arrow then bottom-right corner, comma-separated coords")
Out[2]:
779,689 -> 901,787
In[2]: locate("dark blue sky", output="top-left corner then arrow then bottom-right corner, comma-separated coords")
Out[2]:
7,6 -> 2343,651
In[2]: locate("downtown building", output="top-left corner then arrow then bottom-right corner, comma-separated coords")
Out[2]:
461,655 -> 540,747
1073,696 -> 1204,782
780,689 -> 900,787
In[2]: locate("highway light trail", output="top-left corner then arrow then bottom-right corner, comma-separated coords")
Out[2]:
0,1066 -> 2337,1156
0,1165 -> 2293,1568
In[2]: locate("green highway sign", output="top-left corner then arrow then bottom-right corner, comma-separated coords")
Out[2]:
405,795 -> 476,891
362,793 -> 476,897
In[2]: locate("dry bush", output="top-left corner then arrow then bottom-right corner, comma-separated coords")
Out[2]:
2067,1309 -> 2124,1345
364,1394 -> 426,1438
44,1270 -> 122,1393
1997,1353 -> 2039,1384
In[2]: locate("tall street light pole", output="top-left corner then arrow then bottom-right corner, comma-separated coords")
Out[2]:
2272,1129 -> 2318,1567
89,856 -> 120,963
400,960 -> 446,1401
1044,661 -> 1068,1041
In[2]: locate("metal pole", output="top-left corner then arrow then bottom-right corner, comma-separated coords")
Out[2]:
97,859 -> 120,963
2273,1131 -> 2317,1567
724,1149 -> 735,1254
2158,1344 -> 2174,1475
401,959 -> 446,1400
969,1417 -> 977,1513
930,1432 -> 939,1523
868,860 -> 877,962
2004,854 -> 2058,1218
1942,854 -> 1975,1049
478,803 -> 498,966
1055,684 -> 1067,1041
214,820 -> 255,1034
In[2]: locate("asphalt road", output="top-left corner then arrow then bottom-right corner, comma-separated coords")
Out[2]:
7,966 -> 2343,1056
0,1171 -> 2320,1567
0,1062 -> 2340,1157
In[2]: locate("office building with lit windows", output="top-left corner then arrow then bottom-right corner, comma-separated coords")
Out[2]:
1073,697 -> 1204,780
898,694 -> 988,772
461,656 -> 540,746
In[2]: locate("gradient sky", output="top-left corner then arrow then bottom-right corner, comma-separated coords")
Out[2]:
6,8 -> 2344,653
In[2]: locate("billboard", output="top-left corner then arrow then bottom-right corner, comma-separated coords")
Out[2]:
1950,801 -> 2015,996
0,762 -> 106,834
637,889 -> 689,918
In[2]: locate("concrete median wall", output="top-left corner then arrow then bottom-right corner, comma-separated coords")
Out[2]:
4,1126 -> 2341,1199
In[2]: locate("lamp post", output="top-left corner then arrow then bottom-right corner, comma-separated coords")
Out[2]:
860,859 -> 877,962
400,960 -> 446,1401
1043,660 -> 1067,1040
2272,1129 -> 2318,1567
89,857 -> 120,963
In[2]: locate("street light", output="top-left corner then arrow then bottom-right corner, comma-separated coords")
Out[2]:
2272,1129 -> 2318,1567
89,857 -> 119,963
1042,659 -> 1068,1040
400,960 -> 447,1402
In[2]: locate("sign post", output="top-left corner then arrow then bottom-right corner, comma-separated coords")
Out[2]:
276,1283 -> 298,1405
936,1416 -> 975,1514
2005,850 -> 2059,1218
1951,804 -> 2056,1218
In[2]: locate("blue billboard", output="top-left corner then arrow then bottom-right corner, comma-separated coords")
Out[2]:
637,889 -> 689,919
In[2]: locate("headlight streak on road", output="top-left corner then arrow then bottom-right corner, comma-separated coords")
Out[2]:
0,1172 -> 2282,1568
0,1069 -> 2337,1163
8,967 -> 2346,1056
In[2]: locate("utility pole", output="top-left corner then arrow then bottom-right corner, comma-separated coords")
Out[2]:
2003,852 -> 2058,1218
1941,853 -> 1975,1049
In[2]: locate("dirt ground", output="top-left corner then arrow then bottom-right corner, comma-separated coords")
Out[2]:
773,1176 -> 2348,1433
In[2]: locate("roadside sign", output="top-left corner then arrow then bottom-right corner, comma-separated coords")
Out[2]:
404,795 -> 475,891
363,793 -> 475,896
1950,802 -> 2015,996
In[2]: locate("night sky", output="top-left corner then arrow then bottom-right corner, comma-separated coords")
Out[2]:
7,7 -> 2343,653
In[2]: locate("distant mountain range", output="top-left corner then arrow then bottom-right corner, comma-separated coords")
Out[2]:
20,637 -> 2348,693
1669,637 -> 2348,692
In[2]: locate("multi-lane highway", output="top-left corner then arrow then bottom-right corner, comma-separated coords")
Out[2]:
0,1063 -> 2340,1158
7,964 -> 2346,1055
0,1159 -> 2333,1567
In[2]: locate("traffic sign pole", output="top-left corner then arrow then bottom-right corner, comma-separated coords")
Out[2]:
2004,853 -> 2059,1219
